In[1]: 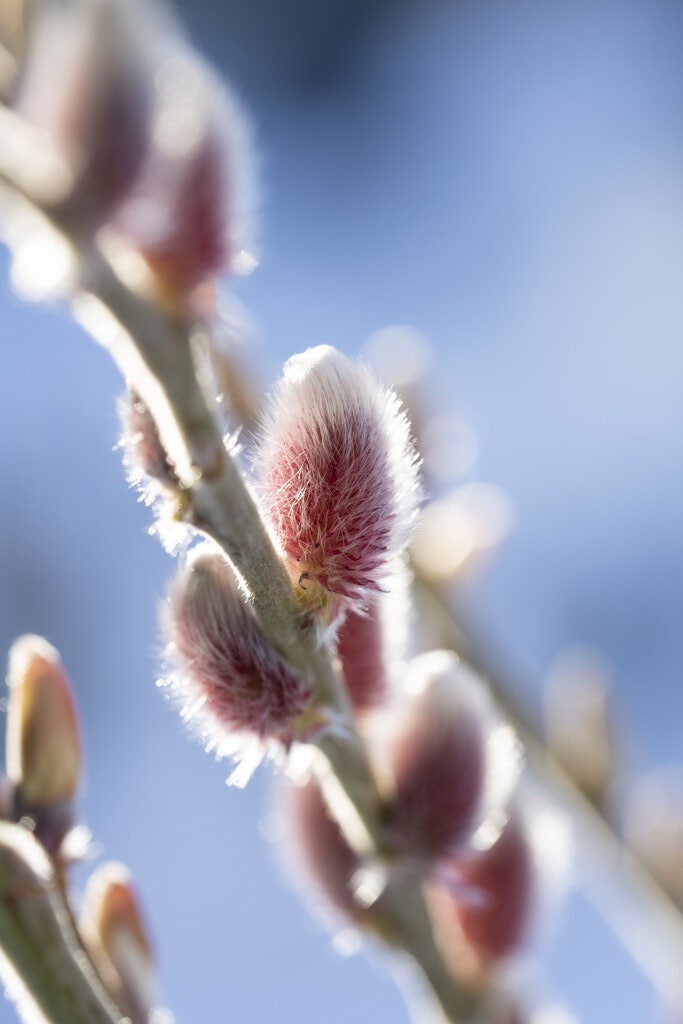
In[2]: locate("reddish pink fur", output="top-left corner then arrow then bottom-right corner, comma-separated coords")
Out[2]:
282,778 -> 363,921
336,602 -> 388,712
119,390 -> 176,487
142,133 -> 229,297
454,813 -> 532,963
388,692 -> 487,862
438,813 -> 533,966
257,347 -> 420,605
165,552 -> 311,742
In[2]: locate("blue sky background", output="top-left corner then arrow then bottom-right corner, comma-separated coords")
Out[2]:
1,0 -> 682,1021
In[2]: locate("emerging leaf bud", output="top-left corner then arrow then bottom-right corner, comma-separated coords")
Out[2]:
335,600 -> 389,713
13,0 -> 152,233
385,651 -> 517,865
430,811 -> 534,974
80,862 -> 156,1024
256,346 -> 421,613
5,635 -> 81,856
114,44 -> 256,310
163,548 -> 313,748
6,636 -> 80,805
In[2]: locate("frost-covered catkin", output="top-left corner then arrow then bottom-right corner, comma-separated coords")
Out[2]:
256,346 -> 421,614
386,651 -> 514,865
163,549 -> 313,747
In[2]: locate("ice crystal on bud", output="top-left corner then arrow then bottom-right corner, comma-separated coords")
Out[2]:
163,548 -> 313,749
256,346 -> 421,611
386,651 -> 517,865
115,44 -> 256,309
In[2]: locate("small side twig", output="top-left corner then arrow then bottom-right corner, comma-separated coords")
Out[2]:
0,823 -> 123,1024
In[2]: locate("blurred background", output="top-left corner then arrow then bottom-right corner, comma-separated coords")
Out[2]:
1,0 -> 682,1021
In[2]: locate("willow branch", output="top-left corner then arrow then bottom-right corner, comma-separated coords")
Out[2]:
76,248 -> 475,1024
380,876 -> 481,1024
0,823 -> 122,1024
0,117 -> 478,1024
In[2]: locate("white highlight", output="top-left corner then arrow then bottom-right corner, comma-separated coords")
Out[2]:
363,324 -> 433,389
10,231 -> 75,302
412,482 -> 514,580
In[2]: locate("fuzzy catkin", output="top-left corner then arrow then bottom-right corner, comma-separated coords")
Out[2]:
255,346 -> 421,608
15,0 -> 152,233
114,44 -> 256,306
335,600 -> 389,712
118,389 -> 177,490
429,811 -> 533,970
163,550 -> 312,744
386,652 -> 494,864
280,778 -> 365,923
455,812 -> 532,964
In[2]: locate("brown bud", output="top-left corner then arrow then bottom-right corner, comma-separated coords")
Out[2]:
80,862 -> 156,1024
6,635 -> 81,808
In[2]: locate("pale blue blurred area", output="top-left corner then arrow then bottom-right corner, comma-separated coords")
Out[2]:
1,1 -> 682,1023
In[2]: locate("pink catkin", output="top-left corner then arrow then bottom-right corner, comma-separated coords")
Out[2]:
387,652 -> 490,863
140,132 -> 228,298
118,389 -> 177,489
434,812 -> 533,968
454,813 -> 532,964
114,49 -> 256,307
163,551 -> 312,744
281,778 -> 363,923
336,601 -> 389,712
256,346 -> 421,606
15,0 -> 151,232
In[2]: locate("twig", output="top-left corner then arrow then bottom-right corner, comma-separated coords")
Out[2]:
77,248 -> 475,1024
0,823 -> 122,1024
0,113 -> 479,1024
